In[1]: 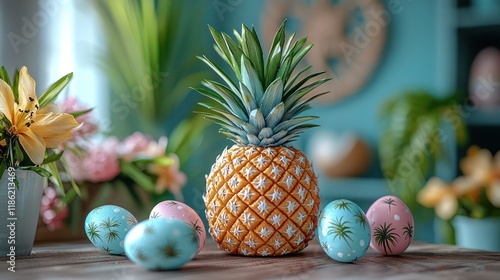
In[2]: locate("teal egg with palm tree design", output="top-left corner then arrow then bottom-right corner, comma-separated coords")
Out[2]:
318,199 -> 371,263
84,205 -> 138,255
124,218 -> 199,270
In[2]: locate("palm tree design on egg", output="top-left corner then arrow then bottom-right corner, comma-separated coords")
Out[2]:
135,249 -> 149,263
102,217 -> 121,243
86,222 -> 103,243
150,211 -> 161,219
354,210 -> 369,230
383,197 -> 397,214
327,216 -> 355,249
374,222 -> 400,255
334,200 -> 354,212
159,241 -> 180,259
403,221 -> 414,241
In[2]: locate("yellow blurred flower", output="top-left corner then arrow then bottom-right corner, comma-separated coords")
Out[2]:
418,146 -> 500,220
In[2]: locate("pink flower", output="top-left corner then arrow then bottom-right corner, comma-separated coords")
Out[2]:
64,151 -> 89,182
83,138 -> 121,183
119,132 -> 167,160
65,138 -> 120,183
58,96 -> 98,141
40,187 -> 69,231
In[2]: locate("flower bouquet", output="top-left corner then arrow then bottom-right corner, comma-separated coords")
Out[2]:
38,99 -> 186,231
1,65 -> 83,255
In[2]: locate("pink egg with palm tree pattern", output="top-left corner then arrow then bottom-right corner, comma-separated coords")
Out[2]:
366,196 -> 414,255
149,200 -> 206,254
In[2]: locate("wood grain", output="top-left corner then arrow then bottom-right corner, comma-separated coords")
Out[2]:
1,240 -> 500,280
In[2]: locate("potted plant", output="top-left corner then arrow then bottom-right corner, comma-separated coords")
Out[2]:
379,90 -> 467,209
418,146 -> 500,251
378,90 -> 467,241
0,66 -> 82,255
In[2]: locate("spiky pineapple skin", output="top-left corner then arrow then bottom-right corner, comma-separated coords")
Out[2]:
204,145 -> 320,256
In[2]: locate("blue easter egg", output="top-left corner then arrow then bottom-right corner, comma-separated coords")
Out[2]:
84,205 -> 138,255
318,199 -> 371,263
124,218 -> 199,270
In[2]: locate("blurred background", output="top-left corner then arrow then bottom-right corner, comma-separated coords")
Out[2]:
2,0 -> 500,249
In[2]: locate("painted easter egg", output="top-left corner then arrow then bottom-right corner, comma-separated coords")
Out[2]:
124,218 -> 199,270
318,199 -> 371,263
84,205 -> 137,255
149,200 -> 206,254
366,195 -> 414,255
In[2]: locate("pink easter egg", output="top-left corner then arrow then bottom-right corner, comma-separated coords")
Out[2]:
366,196 -> 414,255
149,200 -> 206,254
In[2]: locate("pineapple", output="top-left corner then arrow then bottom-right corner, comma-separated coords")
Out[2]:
196,20 -> 330,256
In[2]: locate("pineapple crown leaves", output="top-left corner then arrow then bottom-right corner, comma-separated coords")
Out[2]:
194,20 -> 330,147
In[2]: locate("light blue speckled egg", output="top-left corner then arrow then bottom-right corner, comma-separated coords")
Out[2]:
318,199 -> 371,263
124,218 -> 199,270
84,205 -> 138,255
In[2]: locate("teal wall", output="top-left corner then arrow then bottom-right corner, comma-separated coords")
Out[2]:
181,0 -> 446,242
208,0 -> 442,175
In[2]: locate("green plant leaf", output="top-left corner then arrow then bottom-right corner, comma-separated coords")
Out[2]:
239,82 -> 257,113
265,102 -> 285,129
0,161 -> 6,181
197,103 -> 245,126
12,70 -> 19,102
260,78 -> 283,118
119,160 -> 155,193
241,55 -> 264,104
55,154 -> 82,198
264,20 -> 286,87
249,109 -> 265,131
0,66 -> 12,86
42,151 -> 63,164
38,73 -> 73,108
198,55 -> 239,94
69,108 -> 93,118
19,166 -> 52,177
241,25 -> 264,82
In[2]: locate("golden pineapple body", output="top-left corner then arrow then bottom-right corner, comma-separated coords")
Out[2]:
204,145 -> 320,256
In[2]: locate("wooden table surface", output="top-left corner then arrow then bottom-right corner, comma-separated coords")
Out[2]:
1,239 -> 500,280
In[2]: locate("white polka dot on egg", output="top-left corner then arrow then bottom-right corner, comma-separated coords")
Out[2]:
359,239 -> 365,247
337,252 -> 343,258
394,215 -> 400,221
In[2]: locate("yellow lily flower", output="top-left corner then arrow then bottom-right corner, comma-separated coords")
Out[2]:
0,66 -> 79,165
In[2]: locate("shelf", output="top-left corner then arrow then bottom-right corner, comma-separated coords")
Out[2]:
465,108 -> 500,125
318,177 -> 390,210
457,7 -> 500,28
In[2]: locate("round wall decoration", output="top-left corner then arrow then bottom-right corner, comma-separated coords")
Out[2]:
261,0 -> 387,104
